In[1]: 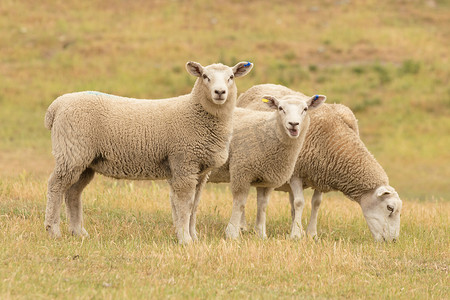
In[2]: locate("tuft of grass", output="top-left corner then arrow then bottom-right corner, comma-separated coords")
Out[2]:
399,59 -> 421,75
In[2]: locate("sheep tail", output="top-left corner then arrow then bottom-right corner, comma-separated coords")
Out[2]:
44,99 -> 60,130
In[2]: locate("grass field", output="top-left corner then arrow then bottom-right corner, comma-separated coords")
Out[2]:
0,0 -> 449,298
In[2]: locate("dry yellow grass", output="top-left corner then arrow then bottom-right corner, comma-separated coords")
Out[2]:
0,175 -> 448,298
1,0 -> 449,298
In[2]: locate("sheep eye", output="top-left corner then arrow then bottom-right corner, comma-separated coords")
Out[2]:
202,74 -> 210,81
387,205 -> 394,212
278,106 -> 283,111
303,108 -> 308,112
229,75 -> 234,80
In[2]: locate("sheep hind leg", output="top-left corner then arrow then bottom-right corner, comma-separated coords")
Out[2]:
306,190 -> 322,238
239,208 -> 248,231
289,176 -> 305,239
189,173 -> 209,241
255,187 -> 273,239
64,168 -> 95,237
289,192 -> 295,223
45,166 -> 85,238
169,185 -> 178,230
225,185 -> 250,240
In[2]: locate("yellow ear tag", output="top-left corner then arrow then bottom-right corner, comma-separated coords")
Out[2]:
262,98 -> 269,103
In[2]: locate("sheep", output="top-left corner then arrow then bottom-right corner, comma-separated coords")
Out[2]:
44,61 -> 253,244
237,84 -> 403,242
208,93 -> 326,239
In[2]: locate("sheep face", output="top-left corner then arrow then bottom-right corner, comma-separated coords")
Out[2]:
262,94 -> 326,138
360,186 -> 403,242
186,61 -> 253,105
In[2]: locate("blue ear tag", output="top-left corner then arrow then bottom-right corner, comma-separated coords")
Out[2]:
314,95 -> 319,100
244,61 -> 251,67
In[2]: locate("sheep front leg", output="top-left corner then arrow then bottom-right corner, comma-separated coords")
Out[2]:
226,186 -> 250,239
306,190 -> 322,238
189,173 -> 209,241
168,178 -> 196,245
289,176 -> 305,239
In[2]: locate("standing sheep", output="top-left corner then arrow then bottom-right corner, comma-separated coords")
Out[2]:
208,94 -> 326,239
237,84 -> 402,242
44,61 -> 253,244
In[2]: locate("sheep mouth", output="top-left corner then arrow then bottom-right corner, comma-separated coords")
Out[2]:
288,128 -> 299,137
212,98 -> 226,104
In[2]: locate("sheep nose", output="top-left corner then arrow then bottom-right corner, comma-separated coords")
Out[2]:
289,122 -> 299,127
215,89 -> 226,96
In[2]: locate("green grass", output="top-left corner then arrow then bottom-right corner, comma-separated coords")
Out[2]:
0,0 -> 449,298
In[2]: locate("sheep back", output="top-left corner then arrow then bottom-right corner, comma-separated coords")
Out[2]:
47,91 -> 232,180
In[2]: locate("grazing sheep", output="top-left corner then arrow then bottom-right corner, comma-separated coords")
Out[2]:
208,94 -> 326,239
44,61 -> 253,244
237,84 -> 403,242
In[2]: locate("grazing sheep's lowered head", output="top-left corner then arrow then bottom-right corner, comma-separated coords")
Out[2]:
186,61 -> 253,106
262,94 -> 326,138
360,186 -> 402,242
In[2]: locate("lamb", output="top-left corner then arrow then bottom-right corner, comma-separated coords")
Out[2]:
208,93 -> 326,239
237,84 -> 403,242
44,61 -> 253,244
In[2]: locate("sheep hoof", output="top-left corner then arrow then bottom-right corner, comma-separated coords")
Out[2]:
81,228 -> 89,237
290,229 -> 304,240
225,223 -> 240,240
307,231 -> 319,241
254,227 -> 267,239
178,237 -> 193,245
190,231 -> 198,242
306,228 -> 318,238
45,224 -> 62,238
70,227 -> 89,238
177,231 -> 193,245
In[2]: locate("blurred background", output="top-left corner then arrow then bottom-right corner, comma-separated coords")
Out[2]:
0,0 -> 449,200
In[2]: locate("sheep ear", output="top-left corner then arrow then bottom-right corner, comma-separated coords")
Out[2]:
233,61 -> 253,78
186,61 -> 204,77
376,186 -> 392,198
261,95 -> 279,109
306,95 -> 326,110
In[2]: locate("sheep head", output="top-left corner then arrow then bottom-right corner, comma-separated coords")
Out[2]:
360,186 -> 403,242
186,61 -> 253,105
262,94 -> 326,139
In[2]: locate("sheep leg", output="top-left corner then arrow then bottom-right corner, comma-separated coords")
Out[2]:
169,185 -> 178,228
64,168 -> 94,237
189,173 -> 209,241
225,186 -> 250,239
255,187 -> 273,239
168,177 -> 196,245
289,176 -> 305,239
240,208 -> 248,231
306,190 -> 322,238
45,166 -> 85,238
289,192 -> 295,223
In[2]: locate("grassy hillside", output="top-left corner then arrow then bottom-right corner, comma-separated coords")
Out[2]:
0,0 -> 449,298
1,0 -> 449,198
